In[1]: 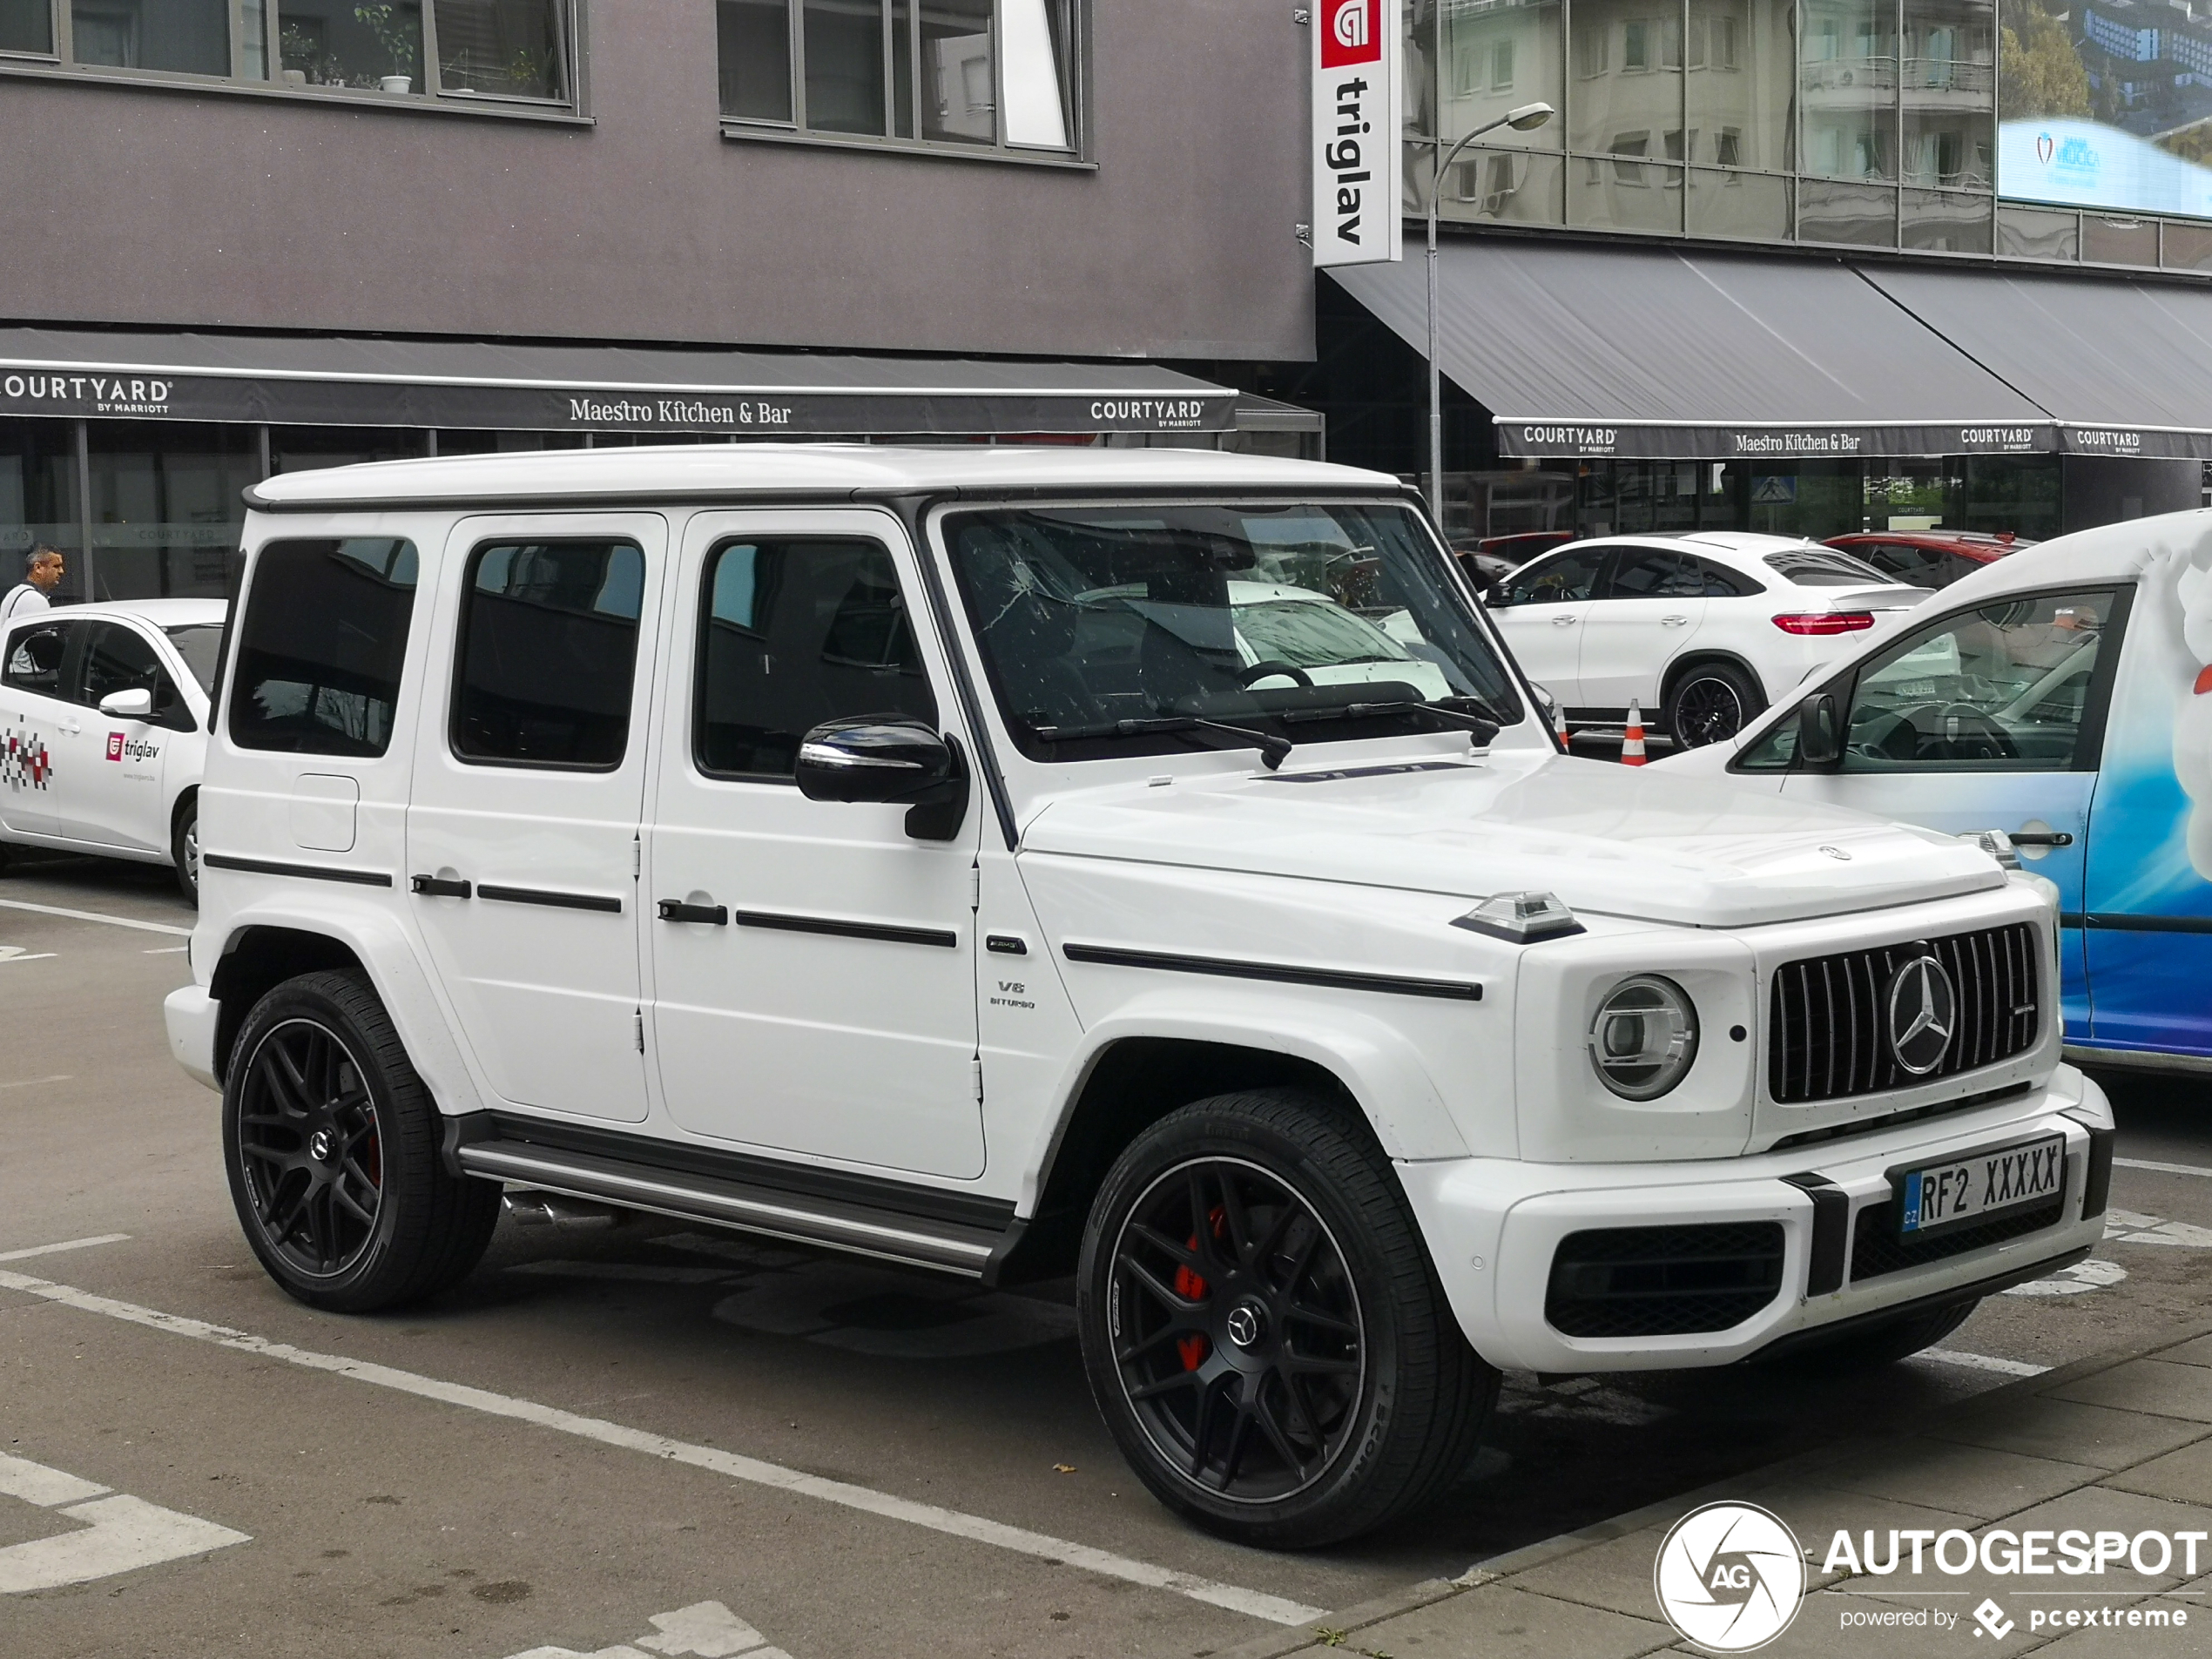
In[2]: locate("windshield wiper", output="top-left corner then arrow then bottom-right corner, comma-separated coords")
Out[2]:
1034,715 -> 1293,771
1278,696 -> 1505,743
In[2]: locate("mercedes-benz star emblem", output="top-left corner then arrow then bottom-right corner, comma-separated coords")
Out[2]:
308,1129 -> 337,1163
1224,1303 -> 1266,1350
1885,954 -> 1957,1076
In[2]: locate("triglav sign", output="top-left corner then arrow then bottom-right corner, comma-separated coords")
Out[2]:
1311,0 -> 1401,269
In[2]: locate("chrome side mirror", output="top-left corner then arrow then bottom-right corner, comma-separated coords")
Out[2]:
794,718 -> 970,841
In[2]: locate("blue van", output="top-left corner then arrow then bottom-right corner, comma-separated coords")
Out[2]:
1660,511 -> 2212,1072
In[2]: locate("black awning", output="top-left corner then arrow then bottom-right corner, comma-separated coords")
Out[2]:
1328,240 -> 2057,461
0,327 -> 1238,437
1864,267 -> 2212,460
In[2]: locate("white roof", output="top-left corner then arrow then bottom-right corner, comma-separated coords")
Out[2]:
6,598 -> 226,629
246,443 -> 1403,509
1934,506 -> 2212,605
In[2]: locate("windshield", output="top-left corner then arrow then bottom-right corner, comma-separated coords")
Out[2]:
1764,549 -> 1892,586
943,502 -> 1521,760
163,623 -> 224,695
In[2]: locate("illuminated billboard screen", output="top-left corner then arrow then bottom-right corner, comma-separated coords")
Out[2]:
2000,0 -> 2212,219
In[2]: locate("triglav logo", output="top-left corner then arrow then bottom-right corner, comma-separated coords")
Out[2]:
1320,0 -> 1380,65
1885,954 -> 1957,1076
1330,0 -> 1371,52
1653,1502 -> 1805,1652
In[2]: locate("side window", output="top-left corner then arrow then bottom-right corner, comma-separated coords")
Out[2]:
78,623 -> 167,710
1603,548 -> 1704,599
1497,548 -> 1606,605
230,540 -> 418,757
1695,557 -> 1761,597
3,621 -> 74,698
454,541 -> 647,771
695,538 -> 939,780
1840,590 -> 2118,772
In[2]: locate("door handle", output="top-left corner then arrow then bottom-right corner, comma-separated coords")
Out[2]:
409,874 -> 473,899
2009,831 -> 2074,847
1552,615 -> 1578,626
657,899 -> 730,926
1661,616 -> 1690,626
57,717 -> 80,734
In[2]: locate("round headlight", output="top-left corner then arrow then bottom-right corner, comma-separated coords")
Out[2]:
1588,975 -> 1699,1100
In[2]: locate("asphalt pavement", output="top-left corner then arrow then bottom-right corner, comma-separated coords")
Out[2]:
1,853 -> 2207,1659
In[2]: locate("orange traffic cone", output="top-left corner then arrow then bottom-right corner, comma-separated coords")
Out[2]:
1621,699 -> 1649,766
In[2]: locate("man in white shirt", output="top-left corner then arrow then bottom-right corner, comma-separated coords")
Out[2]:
1,547 -> 64,620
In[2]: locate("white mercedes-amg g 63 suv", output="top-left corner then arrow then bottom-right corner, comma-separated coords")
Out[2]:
165,446 -> 2110,1548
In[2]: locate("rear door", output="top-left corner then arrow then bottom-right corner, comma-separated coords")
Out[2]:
1577,545 -> 1708,711
1781,587 -> 2125,1037
1485,545 -> 1608,706
1,617 -> 80,837
404,516 -> 666,1124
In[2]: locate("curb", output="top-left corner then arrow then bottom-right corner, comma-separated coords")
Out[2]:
1217,1312 -> 2212,1659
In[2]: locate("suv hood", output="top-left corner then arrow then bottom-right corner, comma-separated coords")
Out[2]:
1020,752 -> 2003,928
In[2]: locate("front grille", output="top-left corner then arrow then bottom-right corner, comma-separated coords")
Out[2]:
1547,1224 -> 1787,1339
1850,1197 -> 2066,1283
1769,922 -> 2040,1105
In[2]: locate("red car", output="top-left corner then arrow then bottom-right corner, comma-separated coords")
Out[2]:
1824,529 -> 2033,589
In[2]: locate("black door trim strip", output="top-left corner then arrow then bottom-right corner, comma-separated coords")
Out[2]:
731,909 -> 959,948
1061,942 -> 1483,1001
203,853 -> 393,887
2060,912 -> 2212,935
476,884 -> 625,914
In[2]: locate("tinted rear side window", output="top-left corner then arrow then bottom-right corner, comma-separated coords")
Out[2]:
229,539 -> 418,756
453,540 -> 644,769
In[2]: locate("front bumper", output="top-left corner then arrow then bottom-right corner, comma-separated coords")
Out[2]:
164,984 -> 220,1094
1401,1067 -> 2112,1373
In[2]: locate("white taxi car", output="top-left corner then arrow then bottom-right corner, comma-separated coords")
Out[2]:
2,598 -> 221,900
1487,531 -> 1932,749
165,450 -> 2107,1547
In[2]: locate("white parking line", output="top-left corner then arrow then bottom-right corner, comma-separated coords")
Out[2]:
1918,1347 -> 2052,1378
142,946 -> 188,954
0,898 -> 191,937
0,1264 -> 1325,1628
0,1075 -> 72,1092
0,949 -> 56,965
2115,1157 -> 2212,1180
0,1234 -> 131,1264
0,1452 -> 249,1593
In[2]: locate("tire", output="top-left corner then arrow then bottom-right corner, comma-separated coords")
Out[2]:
1665,662 -> 1764,749
1076,1089 -> 1497,1548
223,969 -> 499,1312
1776,1298 -> 1979,1372
171,793 -> 199,905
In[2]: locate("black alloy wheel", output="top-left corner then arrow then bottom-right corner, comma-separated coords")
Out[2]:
1667,664 -> 1764,749
224,970 -> 500,1312
172,793 -> 199,904
1078,1089 -> 1496,1548
1108,1157 -> 1366,1505
233,1017 -> 387,1280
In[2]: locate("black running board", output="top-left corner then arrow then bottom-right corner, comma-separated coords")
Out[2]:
452,1133 -> 1008,1278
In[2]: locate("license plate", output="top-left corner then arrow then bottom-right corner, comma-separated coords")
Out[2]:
1898,1134 -> 2067,1236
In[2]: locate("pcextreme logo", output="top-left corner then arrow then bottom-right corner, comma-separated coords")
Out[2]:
1654,1502 -> 1806,1651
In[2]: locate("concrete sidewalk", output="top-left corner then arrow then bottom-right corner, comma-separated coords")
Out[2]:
1229,1321 -> 2212,1658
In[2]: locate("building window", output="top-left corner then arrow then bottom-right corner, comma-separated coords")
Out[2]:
719,0 -> 1078,154
4,0 -> 577,105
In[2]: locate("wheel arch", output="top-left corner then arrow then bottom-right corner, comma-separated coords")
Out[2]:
994,1010 -> 1469,1285
1659,648 -> 1768,711
206,907 -> 483,1117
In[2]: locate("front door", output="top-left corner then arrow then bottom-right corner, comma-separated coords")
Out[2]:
1,617 -> 78,837
645,510 -> 984,1178
1485,545 -> 1608,707
61,619 -> 182,851
405,515 -> 667,1124
1577,545 -> 1708,711
1782,586 -> 2125,1038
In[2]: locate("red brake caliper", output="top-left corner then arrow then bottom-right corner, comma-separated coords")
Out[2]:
1173,1206 -> 1228,1371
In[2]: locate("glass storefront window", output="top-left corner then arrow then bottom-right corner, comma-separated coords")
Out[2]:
1997,202 -> 2076,259
1799,176 -> 1897,242
1441,0 -> 1564,152
0,0 -> 53,52
270,427 -> 428,471
1687,165 -> 1791,235
1801,0 -> 1896,181
0,420 -> 83,605
1902,185 -> 1993,250
2165,221 -> 2212,273
2082,215 -> 2159,266
1437,144 -> 1568,224
1902,0 -> 1991,188
718,0 -> 1075,152
86,422 -> 257,601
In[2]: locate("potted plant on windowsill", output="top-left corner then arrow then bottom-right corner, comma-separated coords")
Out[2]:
354,3 -> 417,93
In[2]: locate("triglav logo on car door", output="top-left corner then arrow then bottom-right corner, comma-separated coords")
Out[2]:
1885,954 -> 1957,1076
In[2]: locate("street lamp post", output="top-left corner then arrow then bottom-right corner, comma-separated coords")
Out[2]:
1426,100 -> 1554,526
